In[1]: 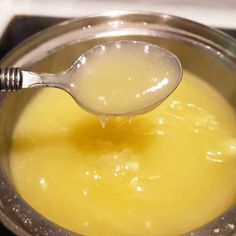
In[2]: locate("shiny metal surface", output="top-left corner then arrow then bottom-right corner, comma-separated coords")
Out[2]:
0,11 -> 236,236
0,67 -> 23,91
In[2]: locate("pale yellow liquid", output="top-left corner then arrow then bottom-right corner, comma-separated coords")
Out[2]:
10,71 -> 236,236
70,41 -> 181,116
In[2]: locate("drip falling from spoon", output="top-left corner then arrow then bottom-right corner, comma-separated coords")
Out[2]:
0,40 -> 182,116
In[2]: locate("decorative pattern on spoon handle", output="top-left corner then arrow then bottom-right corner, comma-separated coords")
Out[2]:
0,67 -> 23,91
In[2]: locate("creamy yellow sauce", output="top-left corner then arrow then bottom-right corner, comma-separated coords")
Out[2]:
10,71 -> 236,236
69,41 -> 181,116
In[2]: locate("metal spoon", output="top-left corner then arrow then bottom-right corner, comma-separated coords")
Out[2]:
0,40 -> 182,116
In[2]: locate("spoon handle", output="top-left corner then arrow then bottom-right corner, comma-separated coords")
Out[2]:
0,67 -> 23,91
0,67 -> 57,91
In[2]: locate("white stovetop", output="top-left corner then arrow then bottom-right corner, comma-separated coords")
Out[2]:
1,0 -> 236,37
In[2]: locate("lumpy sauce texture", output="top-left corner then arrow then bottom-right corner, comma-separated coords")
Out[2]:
10,71 -> 236,236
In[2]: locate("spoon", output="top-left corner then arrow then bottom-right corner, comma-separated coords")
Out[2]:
0,40 -> 182,116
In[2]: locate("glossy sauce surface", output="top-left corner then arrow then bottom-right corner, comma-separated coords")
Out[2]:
69,41 -> 181,116
10,71 -> 236,236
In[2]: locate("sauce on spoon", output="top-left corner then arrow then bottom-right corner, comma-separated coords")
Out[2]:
67,40 -> 182,116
